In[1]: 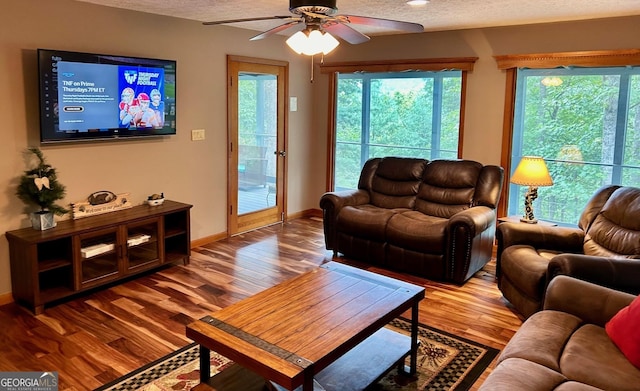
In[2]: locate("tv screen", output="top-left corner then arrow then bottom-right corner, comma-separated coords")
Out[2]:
38,48 -> 176,143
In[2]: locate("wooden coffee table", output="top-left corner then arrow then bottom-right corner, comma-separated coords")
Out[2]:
186,261 -> 425,391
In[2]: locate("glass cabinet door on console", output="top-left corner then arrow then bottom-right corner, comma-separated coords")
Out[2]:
76,227 -> 121,289
125,217 -> 161,272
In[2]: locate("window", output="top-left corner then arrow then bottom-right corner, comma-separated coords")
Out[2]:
321,57 -> 477,192
496,50 -> 640,226
333,71 -> 462,190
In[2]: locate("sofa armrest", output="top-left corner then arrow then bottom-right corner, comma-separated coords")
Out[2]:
497,222 -> 584,251
446,206 -> 496,283
495,223 -> 584,273
319,189 -> 370,251
543,275 -> 635,327
548,254 -> 640,296
449,206 -> 495,233
320,189 -> 370,211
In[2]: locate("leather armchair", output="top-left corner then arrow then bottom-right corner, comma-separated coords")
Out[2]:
321,157 -> 504,284
497,185 -> 640,318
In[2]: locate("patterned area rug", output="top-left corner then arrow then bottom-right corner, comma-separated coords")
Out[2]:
96,318 -> 498,391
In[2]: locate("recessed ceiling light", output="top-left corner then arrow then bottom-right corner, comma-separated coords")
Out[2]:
407,0 -> 429,5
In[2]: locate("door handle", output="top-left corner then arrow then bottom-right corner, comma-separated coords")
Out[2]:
274,150 -> 286,157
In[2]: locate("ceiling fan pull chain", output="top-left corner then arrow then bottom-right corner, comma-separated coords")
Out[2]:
310,55 -> 315,83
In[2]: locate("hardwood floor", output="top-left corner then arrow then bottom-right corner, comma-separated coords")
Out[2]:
0,216 -> 522,390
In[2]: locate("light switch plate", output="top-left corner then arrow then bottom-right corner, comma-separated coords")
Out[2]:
191,129 -> 205,141
290,97 -> 298,112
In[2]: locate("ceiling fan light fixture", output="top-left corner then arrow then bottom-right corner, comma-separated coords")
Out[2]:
286,29 -> 339,55
317,30 -> 340,54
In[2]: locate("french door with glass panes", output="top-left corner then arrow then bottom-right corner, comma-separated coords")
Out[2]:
227,56 -> 287,235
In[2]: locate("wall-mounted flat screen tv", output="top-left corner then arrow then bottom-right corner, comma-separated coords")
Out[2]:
38,48 -> 176,143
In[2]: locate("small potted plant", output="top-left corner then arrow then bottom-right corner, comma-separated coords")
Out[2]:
16,147 -> 68,230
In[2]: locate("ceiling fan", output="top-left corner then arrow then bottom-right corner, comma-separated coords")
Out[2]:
204,0 -> 424,55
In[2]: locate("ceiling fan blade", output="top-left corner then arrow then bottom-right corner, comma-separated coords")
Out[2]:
337,15 -> 424,33
323,22 -> 370,44
250,20 -> 303,41
203,16 -> 293,26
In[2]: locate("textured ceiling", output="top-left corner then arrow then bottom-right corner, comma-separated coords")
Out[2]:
73,0 -> 640,35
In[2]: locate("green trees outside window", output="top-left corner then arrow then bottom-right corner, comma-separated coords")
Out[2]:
509,67 -> 640,225
238,74 -> 277,181
334,71 -> 462,190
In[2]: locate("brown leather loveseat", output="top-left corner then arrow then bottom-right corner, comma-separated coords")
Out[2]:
320,157 -> 504,284
480,275 -> 640,390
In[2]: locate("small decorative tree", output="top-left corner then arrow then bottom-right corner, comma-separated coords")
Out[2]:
16,147 -> 69,216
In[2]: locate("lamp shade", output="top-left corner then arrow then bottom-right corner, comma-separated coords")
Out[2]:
510,156 -> 553,186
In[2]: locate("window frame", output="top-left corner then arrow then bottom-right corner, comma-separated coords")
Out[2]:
494,49 -> 640,218
320,57 -> 477,191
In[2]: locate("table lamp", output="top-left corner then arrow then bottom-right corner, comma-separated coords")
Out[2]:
510,156 -> 553,223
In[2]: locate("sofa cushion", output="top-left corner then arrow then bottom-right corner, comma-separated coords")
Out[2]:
561,324 -> 640,391
554,382 -> 603,391
584,187 -> 640,257
370,157 -> 426,209
606,295 -> 640,369
498,310 -> 581,372
336,205 -> 401,241
385,211 -> 448,253
415,160 -> 482,218
478,358 -> 569,391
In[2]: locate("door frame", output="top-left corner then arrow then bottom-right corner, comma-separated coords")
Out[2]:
227,55 -> 288,235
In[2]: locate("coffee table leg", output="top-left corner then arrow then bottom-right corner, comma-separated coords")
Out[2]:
409,300 -> 419,375
302,368 -> 315,391
199,345 -> 211,383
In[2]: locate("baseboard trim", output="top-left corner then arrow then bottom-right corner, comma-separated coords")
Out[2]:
191,232 -> 227,248
0,292 -> 13,306
288,208 -> 322,220
190,209 -> 323,248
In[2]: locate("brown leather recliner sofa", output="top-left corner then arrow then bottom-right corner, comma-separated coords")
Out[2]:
320,157 -> 504,284
497,185 -> 640,318
480,275 -> 640,390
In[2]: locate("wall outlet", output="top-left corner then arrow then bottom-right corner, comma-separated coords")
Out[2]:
191,129 -> 205,141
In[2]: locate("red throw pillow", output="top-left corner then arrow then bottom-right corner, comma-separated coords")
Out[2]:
606,295 -> 640,369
